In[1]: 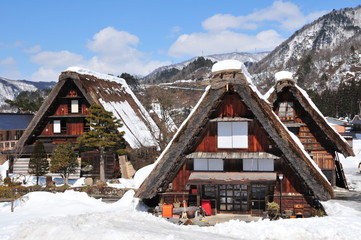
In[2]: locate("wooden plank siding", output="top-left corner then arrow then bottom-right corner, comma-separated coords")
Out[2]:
274,92 -> 336,171
194,94 -> 275,153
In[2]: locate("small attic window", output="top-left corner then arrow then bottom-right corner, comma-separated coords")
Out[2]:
278,102 -> 294,118
71,100 -> 79,113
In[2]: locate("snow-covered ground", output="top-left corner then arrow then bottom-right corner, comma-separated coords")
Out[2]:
1,142 -> 361,239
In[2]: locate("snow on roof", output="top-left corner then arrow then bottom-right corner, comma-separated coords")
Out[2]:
100,99 -> 159,149
275,71 -> 294,81
135,85 -> 212,188
296,85 -> 348,144
66,66 -> 160,149
211,59 -> 244,73
66,66 -> 126,85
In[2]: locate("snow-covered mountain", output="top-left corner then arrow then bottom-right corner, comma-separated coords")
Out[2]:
250,6 -> 361,92
0,77 -> 56,105
142,52 -> 269,84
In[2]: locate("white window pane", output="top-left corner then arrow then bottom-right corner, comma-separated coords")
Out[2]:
243,159 -> 256,171
208,159 -> 223,171
232,122 -> 248,148
71,100 -> 79,113
258,159 -> 274,171
194,158 -> 208,171
218,122 -> 232,148
54,120 -> 61,133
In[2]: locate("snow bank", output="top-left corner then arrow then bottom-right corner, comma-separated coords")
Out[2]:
0,160 -> 9,179
1,190 -> 361,240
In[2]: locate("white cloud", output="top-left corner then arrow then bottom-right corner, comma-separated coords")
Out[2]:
31,50 -> 84,67
202,1 -> 326,32
0,56 -> 17,65
31,67 -> 60,82
87,27 -> 141,58
0,57 -> 25,80
30,27 -> 169,81
168,30 -> 284,58
168,1 -> 326,58
24,45 -> 41,54
30,51 -> 85,81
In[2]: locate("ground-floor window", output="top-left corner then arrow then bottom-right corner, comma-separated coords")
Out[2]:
199,183 -> 272,214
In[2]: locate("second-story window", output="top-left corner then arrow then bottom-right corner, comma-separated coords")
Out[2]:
218,122 -> 248,149
71,100 -> 79,113
194,158 -> 224,171
243,158 -> 274,171
53,120 -> 61,133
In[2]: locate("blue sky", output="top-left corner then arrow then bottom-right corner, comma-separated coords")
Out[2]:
0,0 -> 359,82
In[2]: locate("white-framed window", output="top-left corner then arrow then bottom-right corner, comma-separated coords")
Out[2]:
71,100 -> 79,113
218,122 -> 248,148
53,120 -> 61,133
278,102 -> 294,117
243,158 -> 274,171
194,158 -> 224,171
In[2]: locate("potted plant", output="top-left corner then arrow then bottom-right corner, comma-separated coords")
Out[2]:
266,202 -> 280,220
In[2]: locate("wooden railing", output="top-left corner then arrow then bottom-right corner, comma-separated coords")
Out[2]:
0,140 -> 17,151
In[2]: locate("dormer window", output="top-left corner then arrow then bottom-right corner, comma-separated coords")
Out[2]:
217,121 -> 248,149
71,100 -> 79,113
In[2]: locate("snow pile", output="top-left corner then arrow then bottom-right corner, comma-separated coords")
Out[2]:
275,71 -> 294,81
0,160 -> 9,179
211,59 -> 244,73
1,189 -> 361,240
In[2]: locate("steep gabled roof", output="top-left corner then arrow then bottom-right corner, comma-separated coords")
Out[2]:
15,67 -> 159,150
266,73 -> 354,158
135,63 -> 333,201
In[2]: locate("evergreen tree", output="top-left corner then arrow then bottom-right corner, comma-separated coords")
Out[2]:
28,141 -> 49,185
77,104 -> 126,182
5,89 -> 51,113
119,73 -> 140,91
50,143 -> 78,185
295,54 -> 313,87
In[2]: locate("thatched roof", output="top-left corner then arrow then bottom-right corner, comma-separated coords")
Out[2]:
15,67 -> 160,151
267,77 -> 354,158
135,66 -> 333,201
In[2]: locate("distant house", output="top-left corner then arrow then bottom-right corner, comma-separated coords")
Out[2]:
12,67 -> 160,178
0,113 -> 33,164
266,71 -> 354,188
135,61 -> 332,218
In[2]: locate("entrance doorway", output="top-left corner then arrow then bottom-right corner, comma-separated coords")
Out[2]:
251,185 -> 267,215
219,184 -> 249,213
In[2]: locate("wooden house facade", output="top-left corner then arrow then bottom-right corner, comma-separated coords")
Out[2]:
12,67 -> 160,178
0,113 -> 33,165
266,72 -> 354,188
135,61 -> 333,218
